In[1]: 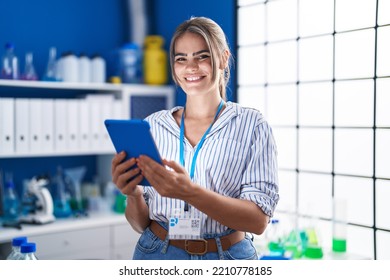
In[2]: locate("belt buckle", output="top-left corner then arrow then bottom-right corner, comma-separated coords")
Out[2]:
185,239 -> 208,255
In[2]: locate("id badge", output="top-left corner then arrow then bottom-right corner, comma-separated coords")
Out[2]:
168,208 -> 202,240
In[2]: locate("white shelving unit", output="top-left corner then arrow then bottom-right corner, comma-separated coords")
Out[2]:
0,80 -> 174,259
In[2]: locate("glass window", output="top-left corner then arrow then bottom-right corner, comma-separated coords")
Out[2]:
335,29 -> 375,80
267,84 -> 297,126
237,86 -> 266,114
238,46 -> 265,86
298,173 -> 332,219
335,0 -> 376,32
277,170 -> 297,212
299,82 -> 333,127
376,180 -> 390,230
299,0 -> 334,37
376,26 -> 390,77
267,0 -> 298,42
334,129 -> 373,177
299,128 -> 333,173
334,175 -> 374,227
238,4 -> 265,45
378,0 -> 390,26
376,129 -> 390,179
334,80 -> 374,127
272,127 -> 297,170
299,35 -> 333,82
267,41 -> 297,84
376,230 -> 390,260
376,78 -> 390,127
348,225 -> 374,259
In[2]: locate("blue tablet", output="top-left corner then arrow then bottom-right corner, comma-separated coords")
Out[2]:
104,119 -> 163,186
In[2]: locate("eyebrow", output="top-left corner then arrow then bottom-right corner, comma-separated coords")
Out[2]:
174,49 -> 210,57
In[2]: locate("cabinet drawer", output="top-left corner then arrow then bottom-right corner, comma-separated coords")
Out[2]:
30,226 -> 110,259
111,223 -> 140,247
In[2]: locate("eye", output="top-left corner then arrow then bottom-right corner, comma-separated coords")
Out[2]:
175,57 -> 186,62
197,54 -> 210,60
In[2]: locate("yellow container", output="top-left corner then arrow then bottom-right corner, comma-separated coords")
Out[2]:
144,35 -> 168,85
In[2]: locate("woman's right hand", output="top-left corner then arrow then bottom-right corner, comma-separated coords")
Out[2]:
111,151 -> 144,198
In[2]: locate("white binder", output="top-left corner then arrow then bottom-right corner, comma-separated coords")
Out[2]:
54,99 -> 68,152
78,99 -> 91,151
66,99 -> 80,151
15,98 -> 30,153
0,98 -> 15,154
41,99 -> 54,153
29,99 -> 44,153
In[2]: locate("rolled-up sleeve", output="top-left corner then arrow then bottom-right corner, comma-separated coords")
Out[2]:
240,121 -> 279,217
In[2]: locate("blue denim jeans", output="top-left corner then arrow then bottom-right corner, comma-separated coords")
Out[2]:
132,222 -> 258,260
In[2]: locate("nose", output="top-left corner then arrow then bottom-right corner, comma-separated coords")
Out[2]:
186,59 -> 199,71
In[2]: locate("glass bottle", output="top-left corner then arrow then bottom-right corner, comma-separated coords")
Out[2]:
42,47 -> 58,81
2,173 -> 21,228
6,236 -> 28,260
17,242 -> 38,260
21,52 -> 38,80
1,42 -> 19,79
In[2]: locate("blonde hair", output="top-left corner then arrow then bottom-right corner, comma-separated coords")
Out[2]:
169,17 -> 232,100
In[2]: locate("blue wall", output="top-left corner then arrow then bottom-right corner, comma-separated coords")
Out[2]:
0,0 -> 236,194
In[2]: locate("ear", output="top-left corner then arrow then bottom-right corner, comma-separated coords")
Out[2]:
219,49 -> 230,70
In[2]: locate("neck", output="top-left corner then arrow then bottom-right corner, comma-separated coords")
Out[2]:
185,94 -> 223,119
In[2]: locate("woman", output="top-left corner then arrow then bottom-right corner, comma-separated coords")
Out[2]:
111,16 -> 279,260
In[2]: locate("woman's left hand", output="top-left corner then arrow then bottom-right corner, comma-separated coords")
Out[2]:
136,155 -> 194,199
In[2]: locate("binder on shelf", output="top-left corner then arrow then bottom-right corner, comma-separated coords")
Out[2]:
15,98 -> 30,153
0,98 -> 15,154
29,99 -> 44,153
66,99 -> 80,151
78,99 -> 91,151
54,99 -> 68,152
41,99 -> 54,152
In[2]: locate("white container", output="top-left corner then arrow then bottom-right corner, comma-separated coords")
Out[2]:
91,55 -> 106,83
78,54 -> 91,83
62,52 -> 79,82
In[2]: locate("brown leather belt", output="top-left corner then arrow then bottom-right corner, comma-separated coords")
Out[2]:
149,220 -> 245,255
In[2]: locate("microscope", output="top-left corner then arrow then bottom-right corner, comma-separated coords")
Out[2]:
20,176 -> 56,225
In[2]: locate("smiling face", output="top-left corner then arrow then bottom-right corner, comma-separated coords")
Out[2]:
173,32 -> 220,98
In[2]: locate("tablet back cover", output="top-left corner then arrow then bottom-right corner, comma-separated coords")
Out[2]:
104,119 -> 162,186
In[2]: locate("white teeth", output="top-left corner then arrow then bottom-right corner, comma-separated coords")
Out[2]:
186,76 -> 201,81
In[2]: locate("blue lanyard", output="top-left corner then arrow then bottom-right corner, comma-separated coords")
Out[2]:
179,100 -> 224,210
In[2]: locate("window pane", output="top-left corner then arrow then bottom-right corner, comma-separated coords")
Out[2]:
334,129 -> 373,176
238,4 -> 265,45
334,80 -> 374,127
376,78 -> 390,127
237,86 -> 266,114
377,230 -> 390,260
238,46 -> 265,85
376,180 -> 390,230
299,35 -> 333,82
298,173 -> 332,219
277,170 -> 297,212
267,0 -> 298,42
299,82 -> 333,127
272,127 -> 297,169
335,0 -> 376,32
334,176 -> 374,227
378,0 -> 390,26
299,128 -> 333,172
238,0 -> 265,6
347,226 -> 374,259
335,29 -> 375,79
299,0 -> 334,37
267,84 -> 297,126
376,129 -> 390,179
377,26 -> 390,77
267,41 -> 297,84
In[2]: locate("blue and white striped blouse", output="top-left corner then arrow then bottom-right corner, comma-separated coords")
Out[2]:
144,101 -> 279,234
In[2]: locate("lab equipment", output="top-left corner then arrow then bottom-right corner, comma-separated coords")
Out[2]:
144,35 -> 167,85
19,176 -> 55,224
64,166 -> 87,216
52,167 -> 72,218
17,242 -> 38,260
42,47 -> 58,81
2,173 -> 21,228
6,236 -> 28,260
90,54 -> 106,83
78,53 -> 91,83
332,198 -> 348,253
118,43 -> 142,83
20,52 -> 38,80
1,42 -> 19,79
